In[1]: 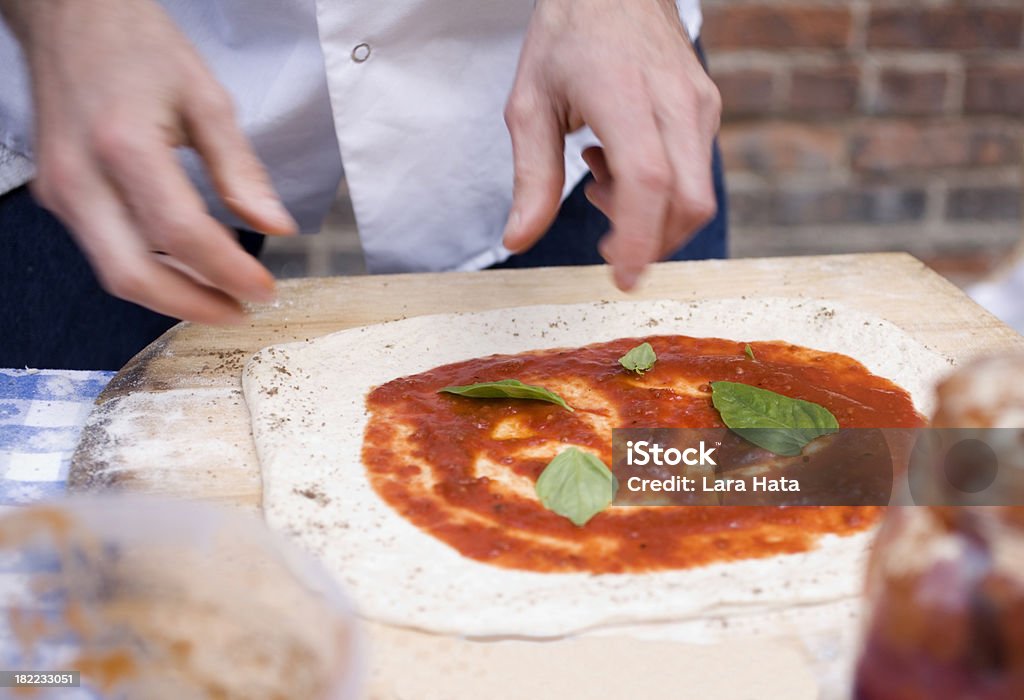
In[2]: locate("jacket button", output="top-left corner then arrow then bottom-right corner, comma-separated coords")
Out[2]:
352,43 -> 371,63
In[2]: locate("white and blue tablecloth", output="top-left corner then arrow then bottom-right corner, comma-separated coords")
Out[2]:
0,369 -> 113,512
0,369 -> 112,698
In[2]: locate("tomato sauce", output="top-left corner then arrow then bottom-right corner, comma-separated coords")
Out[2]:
362,336 -> 926,573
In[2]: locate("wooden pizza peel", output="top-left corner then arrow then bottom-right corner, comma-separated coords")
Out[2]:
68,253 -> 1024,699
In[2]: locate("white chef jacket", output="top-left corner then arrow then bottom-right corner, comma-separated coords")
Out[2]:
0,1 -> 702,273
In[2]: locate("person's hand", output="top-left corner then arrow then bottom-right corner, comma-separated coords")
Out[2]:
1,0 -> 296,323
502,0 -> 721,290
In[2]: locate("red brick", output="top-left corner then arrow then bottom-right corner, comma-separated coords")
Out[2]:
965,63 -> 1024,115
714,69 -> 776,119
868,8 -> 1023,50
719,123 -> 845,174
789,65 -> 861,115
702,6 -> 853,50
850,121 -> 1023,173
871,67 -> 950,116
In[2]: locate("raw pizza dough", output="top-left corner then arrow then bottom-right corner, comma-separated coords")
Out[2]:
242,299 -> 952,638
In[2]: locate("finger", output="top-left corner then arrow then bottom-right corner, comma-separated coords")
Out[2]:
53,161 -> 247,324
582,146 -> 611,184
652,98 -> 717,259
585,91 -> 670,290
183,83 -> 297,236
94,125 -> 279,305
587,125 -> 703,263
502,88 -> 566,253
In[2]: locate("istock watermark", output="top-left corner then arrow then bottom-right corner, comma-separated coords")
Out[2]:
610,428 -> 1024,507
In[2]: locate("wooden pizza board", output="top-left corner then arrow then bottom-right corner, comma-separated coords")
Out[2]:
68,253 -> 1024,699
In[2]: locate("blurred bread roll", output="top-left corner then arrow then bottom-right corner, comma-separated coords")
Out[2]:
933,355 -> 1024,428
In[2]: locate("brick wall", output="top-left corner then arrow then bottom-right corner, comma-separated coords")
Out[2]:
705,0 -> 1024,265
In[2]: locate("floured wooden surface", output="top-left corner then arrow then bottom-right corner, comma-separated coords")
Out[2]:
70,254 -> 1024,503
71,387 -> 260,510
67,253 -> 1024,699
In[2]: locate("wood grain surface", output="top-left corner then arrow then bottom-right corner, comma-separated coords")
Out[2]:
67,253 -> 1024,699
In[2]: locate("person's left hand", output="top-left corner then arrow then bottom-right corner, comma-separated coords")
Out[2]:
502,0 -> 721,290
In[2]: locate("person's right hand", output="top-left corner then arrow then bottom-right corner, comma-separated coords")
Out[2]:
1,0 -> 296,323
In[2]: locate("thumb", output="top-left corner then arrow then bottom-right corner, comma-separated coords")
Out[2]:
502,96 -> 565,253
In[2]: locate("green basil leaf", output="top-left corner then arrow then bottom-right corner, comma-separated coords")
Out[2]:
439,379 -> 573,411
535,447 -> 616,526
744,344 -> 756,361
710,381 -> 839,457
619,342 -> 657,374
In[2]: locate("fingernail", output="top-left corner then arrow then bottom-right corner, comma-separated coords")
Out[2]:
616,266 -> 642,291
249,268 -> 278,304
261,196 -> 296,231
252,285 -> 277,304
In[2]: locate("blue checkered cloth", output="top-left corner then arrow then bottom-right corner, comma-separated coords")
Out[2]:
0,369 -> 113,509
0,369 -> 112,698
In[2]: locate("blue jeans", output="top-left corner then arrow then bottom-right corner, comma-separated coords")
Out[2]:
0,188 -> 264,370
